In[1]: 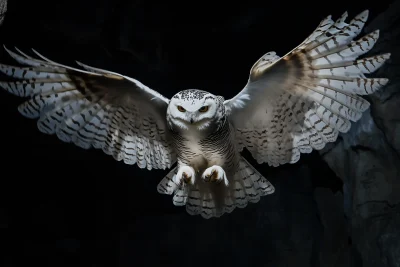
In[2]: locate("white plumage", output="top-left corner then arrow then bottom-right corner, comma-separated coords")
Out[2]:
0,10 -> 390,218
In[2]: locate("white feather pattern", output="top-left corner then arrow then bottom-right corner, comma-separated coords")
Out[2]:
224,10 -> 390,167
0,47 -> 176,170
157,157 -> 274,219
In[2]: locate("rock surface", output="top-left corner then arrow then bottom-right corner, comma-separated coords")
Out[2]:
0,0 -> 6,25
319,1 -> 400,266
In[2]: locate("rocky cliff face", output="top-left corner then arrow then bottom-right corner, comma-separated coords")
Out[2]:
319,1 -> 400,266
0,0 -> 6,25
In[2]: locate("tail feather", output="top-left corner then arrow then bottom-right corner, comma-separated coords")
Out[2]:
157,166 -> 179,195
156,157 -> 274,219
172,187 -> 188,207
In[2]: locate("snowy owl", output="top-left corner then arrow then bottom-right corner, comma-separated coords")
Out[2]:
0,10 -> 390,218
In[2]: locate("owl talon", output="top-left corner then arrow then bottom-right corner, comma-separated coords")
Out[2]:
202,165 -> 229,186
174,166 -> 196,186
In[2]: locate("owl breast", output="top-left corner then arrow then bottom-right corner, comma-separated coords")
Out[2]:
171,119 -> 239,176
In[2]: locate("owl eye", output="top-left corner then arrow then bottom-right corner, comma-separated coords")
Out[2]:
177,105 -> 186,112
198,106 -> 209,112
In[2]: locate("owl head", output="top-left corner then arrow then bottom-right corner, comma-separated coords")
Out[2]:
167,89 -> 225,131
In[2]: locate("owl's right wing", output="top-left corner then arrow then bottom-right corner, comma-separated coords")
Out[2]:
0,47 -> 176,170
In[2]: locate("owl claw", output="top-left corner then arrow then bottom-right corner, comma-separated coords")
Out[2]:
174,166 -> 196,186
202,165 -> 229,186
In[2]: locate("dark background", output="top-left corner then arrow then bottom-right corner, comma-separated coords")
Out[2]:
0,1 -> 396,266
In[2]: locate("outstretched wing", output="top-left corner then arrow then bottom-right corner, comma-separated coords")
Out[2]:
224,10 -> 390,167
0,47 -> 176,170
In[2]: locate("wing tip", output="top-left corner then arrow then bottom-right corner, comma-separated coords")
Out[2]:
357,9 -> 369,21
360,9 -> 369,16
75,60 -> 84,67
360,101 -> 371,113
14,46 -> 23,54
3,44 -> 12,54
31,48 -> 40,57
381,78 -> 389,86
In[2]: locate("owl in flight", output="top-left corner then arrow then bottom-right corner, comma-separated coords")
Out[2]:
0,10 -> 390,218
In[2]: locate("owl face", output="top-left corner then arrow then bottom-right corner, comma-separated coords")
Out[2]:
167,89 -> 223,131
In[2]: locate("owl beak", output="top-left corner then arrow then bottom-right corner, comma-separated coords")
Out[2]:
190,118 -> 194,124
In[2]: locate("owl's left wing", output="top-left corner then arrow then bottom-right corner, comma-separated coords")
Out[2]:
224,10 -> 390,167
0,46 -> 176,170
